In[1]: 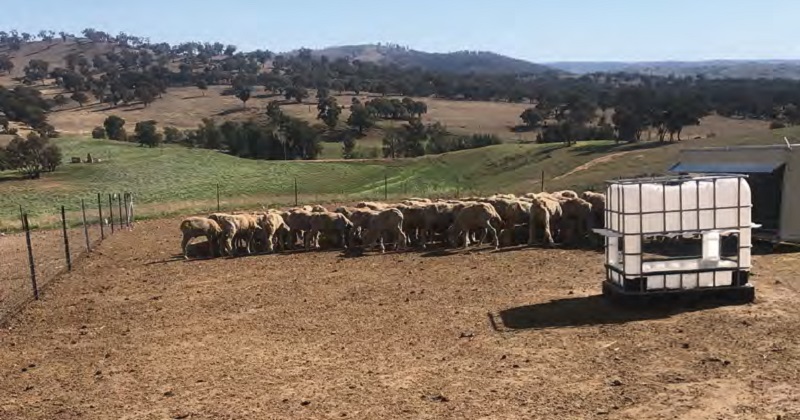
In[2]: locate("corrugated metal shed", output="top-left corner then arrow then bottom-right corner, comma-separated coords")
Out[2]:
669,161 -> 784,174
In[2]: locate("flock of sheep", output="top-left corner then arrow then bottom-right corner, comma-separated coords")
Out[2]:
178,190 -> 606,259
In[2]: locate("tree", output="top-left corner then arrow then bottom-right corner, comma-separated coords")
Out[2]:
382,130 -> 402,158
317,96 -> 341,129
103,115 -> 126,140
196,118 -> 222,149
0,55 -> 13,74
24,59 -> 50,84
53,94 -> 69,106
520,108 -> 544,129
224,45 -> 237,56
163,126 -> 184,143
195,79 -> 208,96
70,92 -> 89,107
347,103 -> 375,135
42,141 -> 62,172
4,133 -> 62,178
316,87 -> 330,101
92,126 -> 106,139
342,132 -> 357,159
284,86 -> 309,103
235,86 -> 252,108
134,120 -> 162,147
135,83 -> 158,107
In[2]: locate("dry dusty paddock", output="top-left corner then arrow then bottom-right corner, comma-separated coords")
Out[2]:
1,218 -> 800,419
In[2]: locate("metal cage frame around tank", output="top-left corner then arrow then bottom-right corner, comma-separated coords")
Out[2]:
600,173 -> 753,295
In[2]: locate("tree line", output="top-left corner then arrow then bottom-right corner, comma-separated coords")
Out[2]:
6,28 -> 800,147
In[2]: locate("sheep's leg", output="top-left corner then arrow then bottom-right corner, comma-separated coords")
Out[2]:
181,234 -> 192,260
266,232 -> 275,253
378,231 -> 386,253
396,227 -> 407,251
245,231 -> 254,254
527,219 -> 537,246
486,223 -> 499,249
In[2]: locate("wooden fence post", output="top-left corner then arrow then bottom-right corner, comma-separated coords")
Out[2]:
23,214 -> 38,300
81,199 -> 90,252
123,193 -> 130,229
117,193 -> 123,229
60,206 -> 71,271
541,170 -> 545,193
108,194 -> 114,234
97,193 -> 104,240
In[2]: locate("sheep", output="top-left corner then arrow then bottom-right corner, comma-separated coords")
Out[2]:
552,190 -> 579,199
396,203 -> 427,247
559,197 -> 594,245
528,195 -> 562,246
355,201 -> 388,211
179,217 -> 223,259
308,212 -> 354,249
284,209 -> 315,249
419,202 -> 458,248
447,202 -> 502,249
581,191 -> 606,230
483,198 -> 532,246
255,211 -> 290,253
209,213 -> 262,256
362,208 -> 407,253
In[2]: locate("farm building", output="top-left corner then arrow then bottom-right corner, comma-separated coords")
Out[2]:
669,141 -> 800,242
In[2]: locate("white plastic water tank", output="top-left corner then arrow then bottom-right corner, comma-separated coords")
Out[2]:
607,178 -> 751,235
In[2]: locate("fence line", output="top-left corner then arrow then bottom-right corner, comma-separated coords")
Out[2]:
0,192 -> 134,325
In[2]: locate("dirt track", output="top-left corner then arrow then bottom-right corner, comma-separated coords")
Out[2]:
1,218 -> 799,419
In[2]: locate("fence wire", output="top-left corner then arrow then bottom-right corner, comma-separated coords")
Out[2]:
0,193 -> 133,325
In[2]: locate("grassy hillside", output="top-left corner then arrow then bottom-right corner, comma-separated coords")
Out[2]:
2,125 -> 795,231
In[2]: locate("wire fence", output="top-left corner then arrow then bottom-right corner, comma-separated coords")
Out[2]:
0,192 -> 134,325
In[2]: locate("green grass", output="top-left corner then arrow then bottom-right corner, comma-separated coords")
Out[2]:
1,125 -> 791,230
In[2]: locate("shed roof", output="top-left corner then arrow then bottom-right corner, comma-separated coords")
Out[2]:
669,161 -> 785,174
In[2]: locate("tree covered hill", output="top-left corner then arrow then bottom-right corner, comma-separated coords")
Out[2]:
306,44 -> 561,75
548,60 -> 800,80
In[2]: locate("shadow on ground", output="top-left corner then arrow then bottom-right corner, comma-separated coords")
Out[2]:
497,295 -> 737,330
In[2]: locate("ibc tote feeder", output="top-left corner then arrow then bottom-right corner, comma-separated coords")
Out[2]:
593,174 -> 757,304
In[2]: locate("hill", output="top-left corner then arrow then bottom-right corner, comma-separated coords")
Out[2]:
307,44 -> 560,75
0,122 -> 790,230
548,59 -> 800,79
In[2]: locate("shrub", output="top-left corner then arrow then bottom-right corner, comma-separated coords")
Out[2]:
163,126 -> 183,143
770,121 -> 786,130
103,115 -> 126,140
92,126 -> 106,139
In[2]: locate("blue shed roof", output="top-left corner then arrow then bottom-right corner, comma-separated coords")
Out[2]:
669,161 -> 784,174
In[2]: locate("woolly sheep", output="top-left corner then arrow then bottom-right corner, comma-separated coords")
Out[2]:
255,211 -> 290,253
447,202 -> 502,249
308,212 -> 354,249
362,208 -> 407,253
581,191 -> 606,230
528,195 -> 562,246
179,217 -> 223,259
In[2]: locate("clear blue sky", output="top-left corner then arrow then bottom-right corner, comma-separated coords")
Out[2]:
2,0 -> 799,62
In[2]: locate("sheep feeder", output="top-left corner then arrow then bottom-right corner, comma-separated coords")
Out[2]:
594,174 -> 756,305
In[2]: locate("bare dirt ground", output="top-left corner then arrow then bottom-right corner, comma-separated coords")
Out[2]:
1,218 -> 799,419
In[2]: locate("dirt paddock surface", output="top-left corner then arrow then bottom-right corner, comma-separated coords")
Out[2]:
1,218 -> 799,419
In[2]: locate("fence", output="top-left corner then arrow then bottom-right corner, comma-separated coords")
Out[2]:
209,170 -> 550,214
0,192 -> 134,325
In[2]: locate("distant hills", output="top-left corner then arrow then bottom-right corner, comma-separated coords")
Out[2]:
303,46 -> 800,79
547,60 -> 800,80
303,44 -> 561,75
